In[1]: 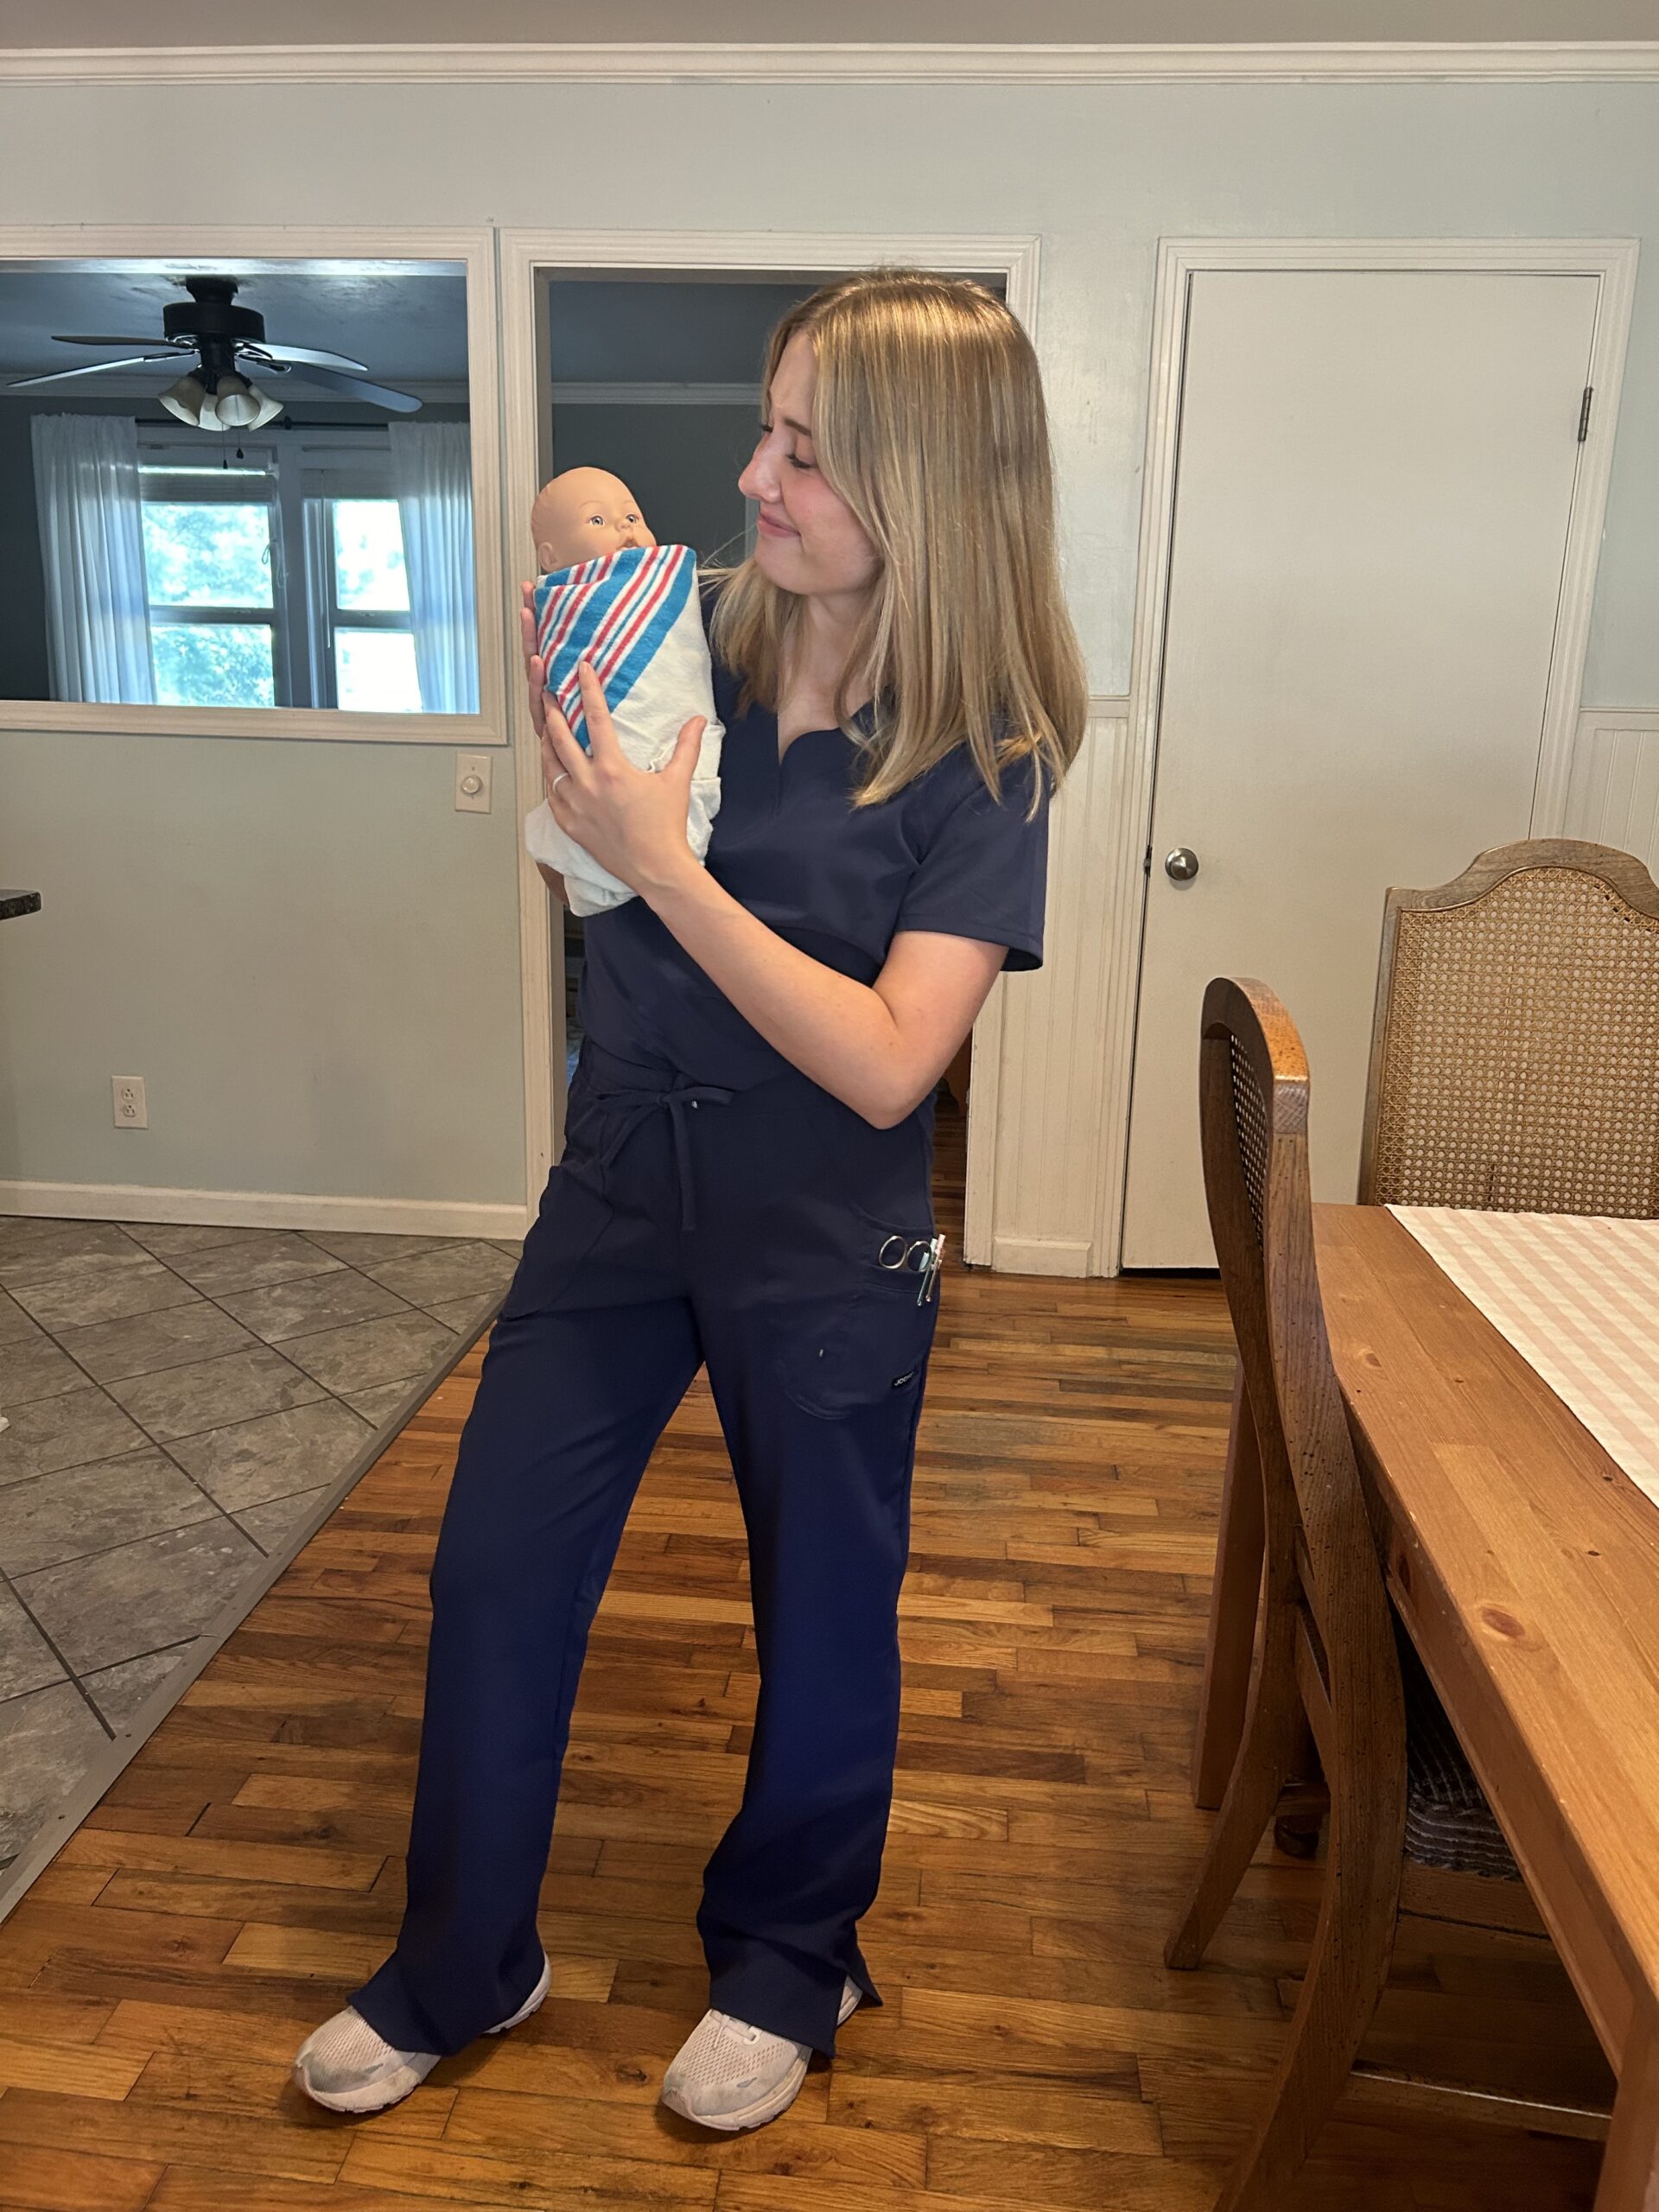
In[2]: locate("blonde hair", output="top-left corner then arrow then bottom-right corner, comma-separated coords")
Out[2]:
709,269 -> 1087,818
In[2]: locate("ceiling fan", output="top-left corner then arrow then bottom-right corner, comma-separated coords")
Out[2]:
6,274 -> 423,429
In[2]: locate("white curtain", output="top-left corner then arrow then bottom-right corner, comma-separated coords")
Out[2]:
30,413 -> 156,705
389,420 -> 479,714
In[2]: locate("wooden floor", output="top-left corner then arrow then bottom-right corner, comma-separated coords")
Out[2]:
0,1101 -> 1605,2210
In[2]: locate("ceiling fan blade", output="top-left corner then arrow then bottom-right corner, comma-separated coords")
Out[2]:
8,353 -> 183,390
243,341 -> 371,374
48,334 -> 188,348
276,364 -> 423,413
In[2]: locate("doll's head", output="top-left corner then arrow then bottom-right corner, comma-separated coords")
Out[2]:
531,467 -> 655,572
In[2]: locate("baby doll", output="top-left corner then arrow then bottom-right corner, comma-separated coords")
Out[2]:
522,467 -> 724,918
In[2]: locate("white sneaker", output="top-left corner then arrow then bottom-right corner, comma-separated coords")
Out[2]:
659,1975 -> 861,2133
293,1952 -> 551,2114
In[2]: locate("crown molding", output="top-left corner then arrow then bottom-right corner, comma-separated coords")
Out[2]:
3,41 -> 1658,86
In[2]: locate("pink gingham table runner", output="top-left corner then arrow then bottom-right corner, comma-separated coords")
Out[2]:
1388,1207 -> 1659,1511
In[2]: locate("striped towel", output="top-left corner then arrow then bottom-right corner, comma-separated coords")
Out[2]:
524,543 -> 724,918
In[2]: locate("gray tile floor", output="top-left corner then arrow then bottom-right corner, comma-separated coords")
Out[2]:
0,1216 -> 520,1873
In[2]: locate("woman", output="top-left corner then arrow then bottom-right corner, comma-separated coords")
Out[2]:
295,270 -> 1087,2131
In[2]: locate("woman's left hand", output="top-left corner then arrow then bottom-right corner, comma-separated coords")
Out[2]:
540,653 -> 708,899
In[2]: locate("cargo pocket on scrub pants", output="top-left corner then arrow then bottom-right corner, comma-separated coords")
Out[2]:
775,1214 -> 942,1421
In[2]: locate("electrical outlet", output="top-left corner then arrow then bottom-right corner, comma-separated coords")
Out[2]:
455,751 -> 493,813
112,1076 -> 148,1128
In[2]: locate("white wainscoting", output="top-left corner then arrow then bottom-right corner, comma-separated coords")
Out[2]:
1564,709 -> 1659,874
979,697 -> 1129,1278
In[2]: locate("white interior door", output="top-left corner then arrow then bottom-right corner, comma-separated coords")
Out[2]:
1122,268 -> 1600,1268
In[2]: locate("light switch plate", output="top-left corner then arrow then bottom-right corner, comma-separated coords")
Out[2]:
454,751 -> 493,813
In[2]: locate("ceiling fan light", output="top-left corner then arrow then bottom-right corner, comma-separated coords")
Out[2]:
245,386 -> 283,430
159,371 -> 209,426
212,372 -> 260,429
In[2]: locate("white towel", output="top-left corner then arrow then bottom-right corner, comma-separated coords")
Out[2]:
524,543 -> 723,918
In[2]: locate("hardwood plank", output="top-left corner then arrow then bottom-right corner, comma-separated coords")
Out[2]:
0,2143 -> 164,2212
827,2069 -> 1163,2153
444,2084 -> 927,2184
0,2087 -> 347,2185
0,2032 -> 144,2100
338,2134 -> 717,2207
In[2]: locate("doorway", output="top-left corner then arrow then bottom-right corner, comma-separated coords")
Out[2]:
1117,246 -> 1633,1268
500,237 -> 1029,1259
537,273 -> 825,1089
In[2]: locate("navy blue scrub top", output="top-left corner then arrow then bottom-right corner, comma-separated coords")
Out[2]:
576,651 -> 1051,1090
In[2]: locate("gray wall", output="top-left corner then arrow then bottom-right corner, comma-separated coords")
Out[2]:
0,728 -> 525,1204
1,70 -> 1657,1216
0,397 -> 50,702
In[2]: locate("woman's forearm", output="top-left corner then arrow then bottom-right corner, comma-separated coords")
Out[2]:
639,856 -> 915,1126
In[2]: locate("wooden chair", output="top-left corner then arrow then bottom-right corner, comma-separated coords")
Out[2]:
1359,838 -> 1659,1216
1168,976 -> 1608,2212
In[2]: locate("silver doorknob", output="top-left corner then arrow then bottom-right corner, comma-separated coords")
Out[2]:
1164,848 -> 1200,883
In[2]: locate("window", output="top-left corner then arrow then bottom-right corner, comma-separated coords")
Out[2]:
136,432 -> 428,715
140,462 -> 281,709
308,497 -> 423,713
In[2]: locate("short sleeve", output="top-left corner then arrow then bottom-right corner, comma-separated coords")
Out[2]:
893,752 -> 1050,972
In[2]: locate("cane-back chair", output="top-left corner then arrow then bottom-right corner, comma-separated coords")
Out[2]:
1359,839 -> 1659,1217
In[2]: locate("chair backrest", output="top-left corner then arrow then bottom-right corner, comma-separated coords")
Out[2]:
1199,977 -> 1403,1782
1358,839 -> 1659,1215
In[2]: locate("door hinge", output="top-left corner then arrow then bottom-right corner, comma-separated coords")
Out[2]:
1578,386 -> 1594,443
1143,844 -> 1153,878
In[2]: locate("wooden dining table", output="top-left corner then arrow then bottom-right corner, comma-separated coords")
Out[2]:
1192,1201 -> 1659,2211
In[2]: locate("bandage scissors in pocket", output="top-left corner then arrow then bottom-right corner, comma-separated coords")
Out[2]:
877,1230 -> 947,1305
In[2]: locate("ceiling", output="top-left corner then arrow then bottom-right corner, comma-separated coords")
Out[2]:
0,268 -> 960,391
0,266 -> 468,385
3,0 -> 1656,44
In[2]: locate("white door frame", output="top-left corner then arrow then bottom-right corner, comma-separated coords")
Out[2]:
1096,234 -> 1639,1275
498,228 -> 1042,1258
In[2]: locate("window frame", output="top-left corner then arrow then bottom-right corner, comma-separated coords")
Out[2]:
139,442 -> 287,709
0,226 -> 506,747
136,437 -> 426,717
303,482 -> 422,715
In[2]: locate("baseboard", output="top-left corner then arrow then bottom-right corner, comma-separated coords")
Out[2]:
0,1179 -> 530,1240
988,1234 -> 1094,1277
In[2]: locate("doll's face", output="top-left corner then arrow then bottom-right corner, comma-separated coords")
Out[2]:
531,467 -> 655,571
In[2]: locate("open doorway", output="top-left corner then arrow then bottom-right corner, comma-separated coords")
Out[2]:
537,273 -> 822,1090
527,264 -> 1005,1246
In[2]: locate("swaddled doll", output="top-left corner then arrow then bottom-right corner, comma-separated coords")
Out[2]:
523,467 -> 724,918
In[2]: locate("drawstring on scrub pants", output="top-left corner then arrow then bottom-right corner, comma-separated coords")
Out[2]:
588,1075 -> 738,1231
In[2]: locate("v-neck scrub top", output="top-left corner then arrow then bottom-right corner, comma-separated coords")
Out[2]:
576,652 -> 1052,1091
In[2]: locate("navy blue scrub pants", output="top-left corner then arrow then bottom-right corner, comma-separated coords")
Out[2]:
352,1041 -> 942,2061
